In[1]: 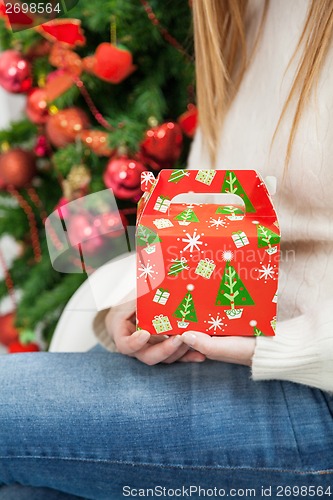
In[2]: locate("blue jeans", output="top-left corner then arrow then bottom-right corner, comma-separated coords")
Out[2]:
0,344 -> 332,500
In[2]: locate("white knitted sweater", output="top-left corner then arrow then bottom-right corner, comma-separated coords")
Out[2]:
187,0 -> 333,392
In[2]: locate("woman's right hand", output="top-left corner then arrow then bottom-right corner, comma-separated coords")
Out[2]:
105,300 -> 206,365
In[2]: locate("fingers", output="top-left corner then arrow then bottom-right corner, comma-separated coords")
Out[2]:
116,329 -> 151,355
134,335 -> 189,365
181,331 -> 255,366
178,351 -> 206,363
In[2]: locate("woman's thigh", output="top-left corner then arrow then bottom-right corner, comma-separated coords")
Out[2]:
0,345 -> 332,500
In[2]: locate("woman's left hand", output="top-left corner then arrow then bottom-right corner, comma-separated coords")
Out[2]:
180,331 -> 256,366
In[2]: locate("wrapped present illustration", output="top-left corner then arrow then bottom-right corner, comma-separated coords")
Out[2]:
153,288 -> 170,305
153,195 -> 171,213
195,169 -> 216,185
195,258 -> 216,279
136,169 -> 281,336
232,230 -> 249,248
152,314 -> 172,334
153,218 -> 174,229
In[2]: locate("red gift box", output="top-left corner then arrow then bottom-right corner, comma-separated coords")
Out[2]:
136,169 -> 280,336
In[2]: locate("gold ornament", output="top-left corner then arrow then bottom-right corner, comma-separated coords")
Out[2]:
67,165 -> 91,191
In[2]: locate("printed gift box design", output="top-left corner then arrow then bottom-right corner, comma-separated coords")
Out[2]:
136,169 -> 280,336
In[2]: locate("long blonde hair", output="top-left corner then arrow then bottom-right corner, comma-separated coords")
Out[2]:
193,0 -> 333,166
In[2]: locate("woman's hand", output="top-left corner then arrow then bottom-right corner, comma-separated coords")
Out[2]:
180,330 -> 256,366
105,301 -> 206,365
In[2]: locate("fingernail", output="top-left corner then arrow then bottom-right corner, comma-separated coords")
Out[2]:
182,332 -> 196,346
135,330 -> 150,342
171,334 -> 182,346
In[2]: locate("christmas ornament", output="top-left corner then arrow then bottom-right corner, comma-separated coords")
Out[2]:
178,105 -> 198,137
34,135 -> 51,157
46,107 -> 90,148
37,19 -> 86,47
79,130 -> 113,156
26,88 -> 49,124
67,213 -> 104,256
49,44 -> 83,77
140,122 -> 183,169
94,211 -> 128,238
93,43 -> 136,84
0,149 -> 36,189
103,156 -> 147,201
67,165 -> 91,191
8,340 -> 40,353
0,312 -> 19,346
0,50 -> 32,93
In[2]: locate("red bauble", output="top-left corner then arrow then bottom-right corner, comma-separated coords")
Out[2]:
178,105 -> 198,137
103,156 -> 147,201
67,213 -> 104,256
0,313 -> 19,346
8,341 -> 40,353
26,88 -> 49,125
93,211 -> 128,238
0,149 -> 37,189
34,134 -> 51,157
140,122 -> 183,170
0,50 -> 32,93
93,43 -> 136,84
46,108 -> 90,148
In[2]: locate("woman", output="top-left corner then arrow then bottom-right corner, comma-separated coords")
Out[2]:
0,0 -> 332,498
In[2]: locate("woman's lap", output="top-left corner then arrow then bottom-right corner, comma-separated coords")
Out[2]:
0,344 -> 332,499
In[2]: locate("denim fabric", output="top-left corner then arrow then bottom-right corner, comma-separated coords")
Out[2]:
0,344 -> 332,499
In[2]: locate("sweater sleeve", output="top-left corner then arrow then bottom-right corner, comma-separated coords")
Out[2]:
251,300 -> 333,393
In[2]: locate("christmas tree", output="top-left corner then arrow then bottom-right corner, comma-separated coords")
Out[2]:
174,207 -> 199,224
221,170 -> 255,213
173,291 -> 198,324
215,262 -> 254,316
136,224 -> 161,249
257,225 -> 280,250
0,1 -> 195,351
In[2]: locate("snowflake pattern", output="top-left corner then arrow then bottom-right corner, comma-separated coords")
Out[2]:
207,314 -> 224,332
222,250 -> 234,261
258,264 -> 276,281
141,171 -> 155,187
182,229 -> 203,252
208,217 -> 227,230
138,260 -> 155,280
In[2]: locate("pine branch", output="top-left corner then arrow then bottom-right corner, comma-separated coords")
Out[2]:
16,273 -> 86,328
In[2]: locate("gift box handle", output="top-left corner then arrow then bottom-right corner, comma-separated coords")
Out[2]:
138,169 -> 277,219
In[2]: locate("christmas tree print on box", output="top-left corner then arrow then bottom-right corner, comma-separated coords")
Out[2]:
216,261 -> 255,319
173,291 -> 198,329
136,169 -> 280,337
216,205 -> 244,221
221,170 -> 255,213
136,224 -> 161,254
257,224 -> 280,255
174,207 -> 199,225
